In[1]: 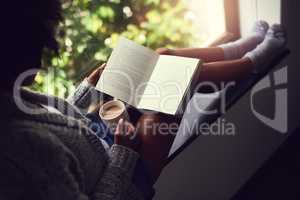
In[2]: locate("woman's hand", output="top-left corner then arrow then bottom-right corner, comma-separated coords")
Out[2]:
87,63 -> 106,86
114,119 -> 141,152
156,48 -> 175,55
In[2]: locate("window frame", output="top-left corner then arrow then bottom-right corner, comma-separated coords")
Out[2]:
209,0 -> 241,46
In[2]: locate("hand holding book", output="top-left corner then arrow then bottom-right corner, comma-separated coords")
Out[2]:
96,37 -> 202,115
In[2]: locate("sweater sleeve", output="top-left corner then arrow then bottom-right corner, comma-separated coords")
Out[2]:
0,127 -> 91,200
0,155 -> 145,200
1,122 -> 145,200
92,145 -> 145,200
66,79 -> 111,114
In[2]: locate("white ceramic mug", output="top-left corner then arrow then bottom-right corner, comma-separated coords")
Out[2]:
99,100 -> 129,132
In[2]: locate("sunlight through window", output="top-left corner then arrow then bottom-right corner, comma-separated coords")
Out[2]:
185,0 -> 226,47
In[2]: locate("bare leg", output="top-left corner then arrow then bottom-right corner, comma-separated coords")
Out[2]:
198,57 -> 254,85
157,21 -> 270,63
157,21 -> 269,63
135,58 -> 254,183
136,113 -> 180,182
158,47 -> 225,63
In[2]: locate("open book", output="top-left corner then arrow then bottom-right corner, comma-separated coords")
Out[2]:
96,37 -> 202,115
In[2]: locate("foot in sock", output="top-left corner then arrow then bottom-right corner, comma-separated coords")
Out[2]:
220,20 -> 269,60
244,24 -> 287,73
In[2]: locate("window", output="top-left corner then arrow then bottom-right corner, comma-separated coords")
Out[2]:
239,0 -> 281,37
186,0 -> 240,47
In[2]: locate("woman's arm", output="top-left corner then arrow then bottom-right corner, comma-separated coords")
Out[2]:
67,64 -> 110,114
92,144 -> 144,200
92,119 -> 146,200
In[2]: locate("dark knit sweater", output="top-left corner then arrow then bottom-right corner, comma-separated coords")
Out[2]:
0,80 -> 144,200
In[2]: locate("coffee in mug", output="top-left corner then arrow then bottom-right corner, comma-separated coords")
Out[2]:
99,100 -> 129,132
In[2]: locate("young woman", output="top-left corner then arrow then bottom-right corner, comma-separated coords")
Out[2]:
0,0 -> 286,199
86,20 -> 287,188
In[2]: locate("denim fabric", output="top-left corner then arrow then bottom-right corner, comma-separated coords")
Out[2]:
86,112 -> 114,146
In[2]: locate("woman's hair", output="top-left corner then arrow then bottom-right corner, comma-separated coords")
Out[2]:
2,0 -> 63,85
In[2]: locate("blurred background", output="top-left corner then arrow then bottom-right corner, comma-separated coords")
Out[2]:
33,0 -> 226,98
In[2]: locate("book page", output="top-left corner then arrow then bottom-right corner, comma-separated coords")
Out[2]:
137,55 -> 200,114
96,37 -> 159,107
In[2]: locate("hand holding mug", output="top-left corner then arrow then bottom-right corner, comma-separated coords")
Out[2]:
115,119 -> 140,152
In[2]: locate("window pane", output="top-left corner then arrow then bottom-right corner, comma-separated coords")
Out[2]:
185,0 -> 226,46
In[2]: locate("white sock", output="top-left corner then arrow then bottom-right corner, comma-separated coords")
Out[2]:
244,24 -> 287,73
219,20 -> 269,60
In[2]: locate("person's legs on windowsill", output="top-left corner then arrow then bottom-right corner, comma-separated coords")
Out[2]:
136,22 -> 287,184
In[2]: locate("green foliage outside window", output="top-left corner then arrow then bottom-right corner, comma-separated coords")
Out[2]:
32,0 -> 200,98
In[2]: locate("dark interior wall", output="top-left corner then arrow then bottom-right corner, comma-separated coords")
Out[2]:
154,0 -> 300,199
232,126 -> 300,200
282,0 -> 300,132
232,2 -> 300,198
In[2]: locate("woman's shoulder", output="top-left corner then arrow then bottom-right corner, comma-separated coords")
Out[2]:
0,121 -> 87,199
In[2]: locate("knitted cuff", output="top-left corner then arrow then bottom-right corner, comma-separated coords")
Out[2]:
67,79 -> 92,107
109,144 -> 139,177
